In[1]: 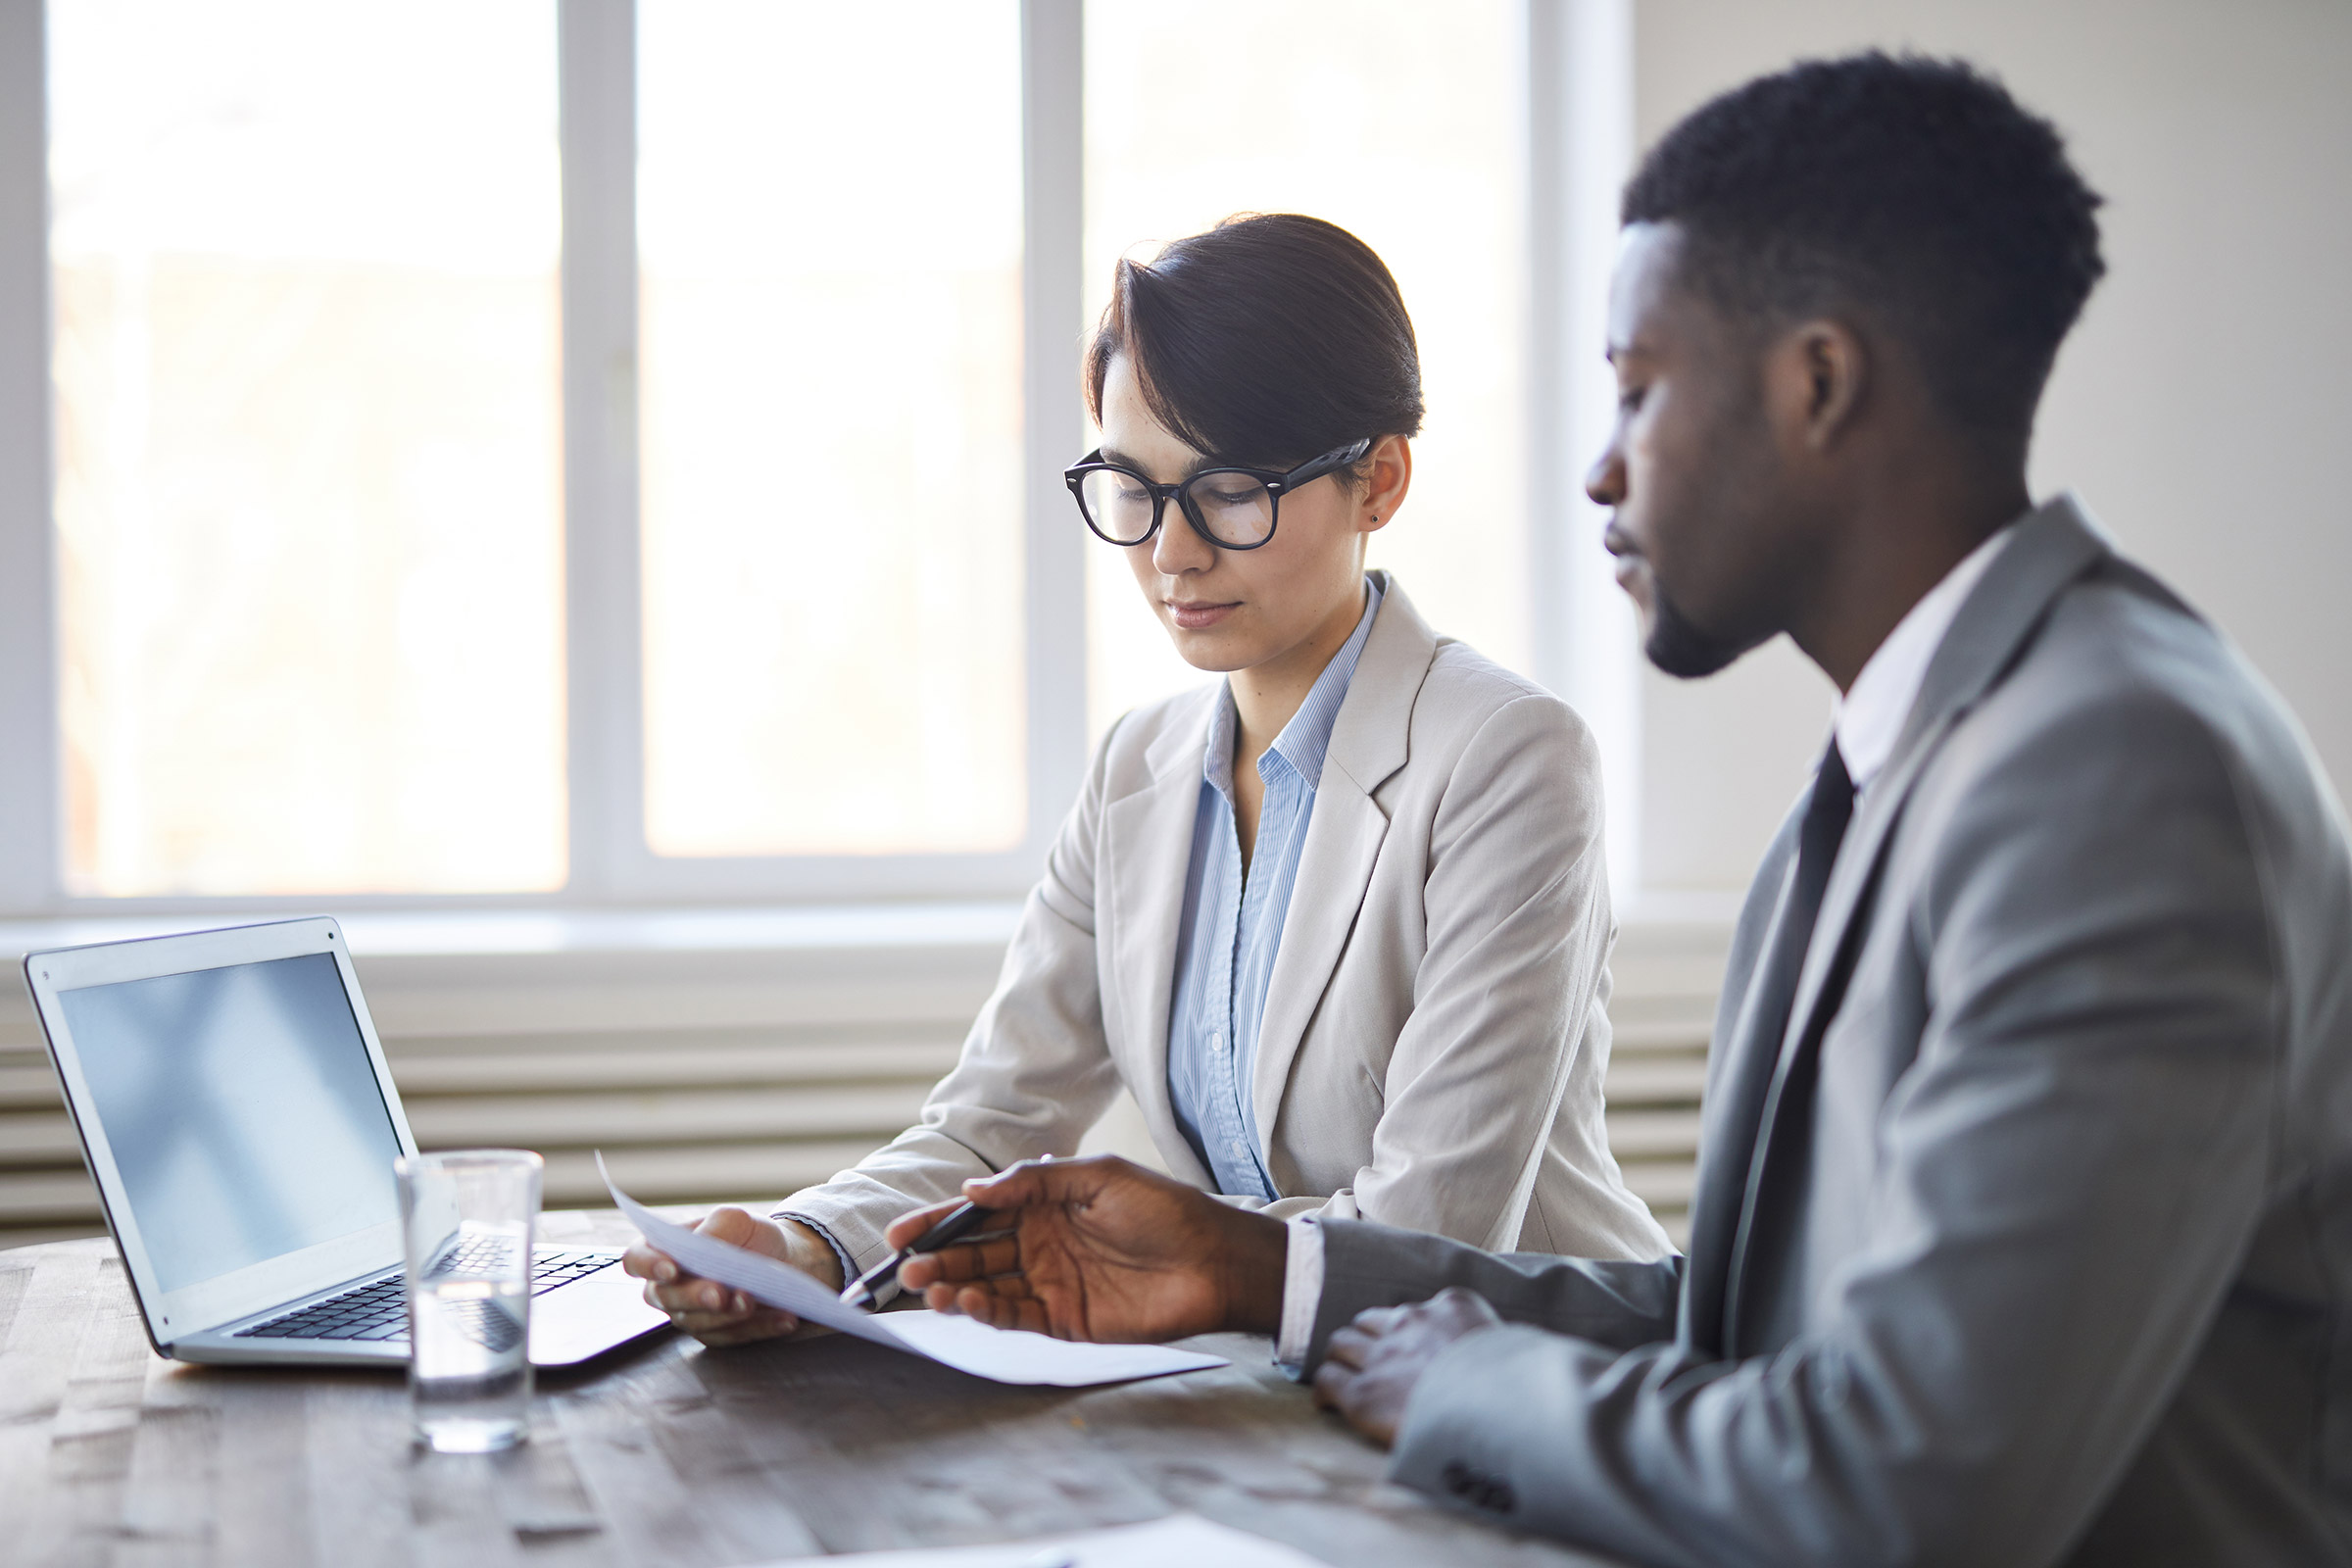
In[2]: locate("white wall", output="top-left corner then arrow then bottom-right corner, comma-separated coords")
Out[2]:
1628,0 -> 2352,898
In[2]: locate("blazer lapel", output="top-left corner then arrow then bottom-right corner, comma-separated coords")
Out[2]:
1677,808 -> 1804,1353
1250,575 -> 1434,1148
1718,496 -> 2116,1343
1102,690 -> 1217,1188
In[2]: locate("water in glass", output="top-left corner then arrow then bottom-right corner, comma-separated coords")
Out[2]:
408,1256 -> 531,1452
398,1151 -> 540,1453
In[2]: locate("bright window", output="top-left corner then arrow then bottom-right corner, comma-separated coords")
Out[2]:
47,0 -> 566,896
3,2 -> 1580,912
637,0 -> 1028,858
1081,0 -> 1529,737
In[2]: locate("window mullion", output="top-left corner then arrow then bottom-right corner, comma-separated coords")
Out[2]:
1525,0 -> 1642,901
1525,0 -> 1574,703
559,0 -> 645,904
0,0 -> 57,915
1022,0 -> 1089,853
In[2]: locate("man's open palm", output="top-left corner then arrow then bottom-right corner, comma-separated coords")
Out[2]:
892,1156 -> 1285,1343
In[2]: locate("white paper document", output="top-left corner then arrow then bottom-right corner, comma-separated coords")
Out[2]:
598,1155 -> 1227,1388
758,1514 -> 1330,1567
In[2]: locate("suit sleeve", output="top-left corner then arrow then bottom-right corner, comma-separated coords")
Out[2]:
1383,690 -> 2279,1568
1315,693 -> 1669,1258
1307,1217 -> 1685,1359
776,725 -> 1128,1281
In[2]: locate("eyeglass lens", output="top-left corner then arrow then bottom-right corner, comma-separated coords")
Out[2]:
1184,472 -> 1276,546
1076,467 -> 1277,548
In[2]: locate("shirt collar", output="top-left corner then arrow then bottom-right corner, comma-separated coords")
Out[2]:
1834,523 -> 2016,792
1204,576 -> 1385,796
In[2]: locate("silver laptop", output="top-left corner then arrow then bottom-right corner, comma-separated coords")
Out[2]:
21,916 -> 669,1367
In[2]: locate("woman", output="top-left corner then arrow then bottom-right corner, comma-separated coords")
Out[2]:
628,214 -> 1669,1343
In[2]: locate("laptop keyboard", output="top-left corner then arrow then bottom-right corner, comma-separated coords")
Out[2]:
233,1249 -> 622,1344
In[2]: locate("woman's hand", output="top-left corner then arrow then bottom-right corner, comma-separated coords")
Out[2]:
620,1207 -> 843,1347
892,1154 -> 1288,1343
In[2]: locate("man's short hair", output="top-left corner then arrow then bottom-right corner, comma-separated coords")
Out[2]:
1623,52 -> 2106,443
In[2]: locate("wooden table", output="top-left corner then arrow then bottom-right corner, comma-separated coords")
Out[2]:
0,1214 -> 1625,1568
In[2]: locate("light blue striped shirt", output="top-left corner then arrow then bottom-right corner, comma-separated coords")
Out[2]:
1167,577 -> 1384,1198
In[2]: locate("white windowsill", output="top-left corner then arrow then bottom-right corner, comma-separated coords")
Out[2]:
0,892 -> 1737,968
0,901 -> 1029,966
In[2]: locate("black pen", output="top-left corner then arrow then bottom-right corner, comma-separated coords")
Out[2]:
837,1199 -> 991,1309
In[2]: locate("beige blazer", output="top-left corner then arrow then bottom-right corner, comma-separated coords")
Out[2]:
780,574 -> 1671,1276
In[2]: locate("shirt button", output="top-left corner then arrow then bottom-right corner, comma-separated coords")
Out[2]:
1209,1032 -> 1223,1052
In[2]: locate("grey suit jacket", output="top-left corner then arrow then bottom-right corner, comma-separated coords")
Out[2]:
1308,497 -> 2352,1567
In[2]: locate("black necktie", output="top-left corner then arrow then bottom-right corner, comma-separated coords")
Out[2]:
1751,739 -> 1857,1117
1785,740 -> 1857,976
1689,739 -> 1856,1351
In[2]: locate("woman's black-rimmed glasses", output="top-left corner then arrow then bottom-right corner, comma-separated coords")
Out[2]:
1063,437 -> 1373,551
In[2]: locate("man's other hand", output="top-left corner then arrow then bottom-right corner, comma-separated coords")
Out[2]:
1312,1288 -> 1503,1446
891,1154 -> 1287,1344
620,1207 -> 842,1347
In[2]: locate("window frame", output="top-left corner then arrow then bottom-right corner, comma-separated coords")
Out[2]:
0,0 -> 1630,918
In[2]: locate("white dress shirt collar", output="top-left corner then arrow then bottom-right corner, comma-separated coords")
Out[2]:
1834,523 -> 2017,792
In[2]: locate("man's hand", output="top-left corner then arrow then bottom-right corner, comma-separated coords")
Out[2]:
1311,1288 -> 1503,1446
620,1207 -> 843,1347
891,1154 -> 1287,1343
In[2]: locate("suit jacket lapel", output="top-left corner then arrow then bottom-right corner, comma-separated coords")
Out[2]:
1102,689 -> 1217,1188
1775,496 -> 2115,1097
1678,808 -> 1804,1353
1250,575 -> 1433,1149
1717,496 -> 2116,1344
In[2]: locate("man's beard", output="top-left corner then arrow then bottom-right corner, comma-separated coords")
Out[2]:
1644,580 -> 1764,678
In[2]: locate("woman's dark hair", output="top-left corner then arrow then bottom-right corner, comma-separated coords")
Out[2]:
1082,213 -> 1423,476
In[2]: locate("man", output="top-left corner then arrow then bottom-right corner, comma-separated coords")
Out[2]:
886,53 -> 2352,1568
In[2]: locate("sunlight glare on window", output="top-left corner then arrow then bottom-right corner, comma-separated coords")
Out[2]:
638,0 -> 1029,858
1081,0 -> 1529,739
48,0 -> 566,896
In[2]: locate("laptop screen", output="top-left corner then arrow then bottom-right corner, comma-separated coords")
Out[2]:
56,952 -> 404,1296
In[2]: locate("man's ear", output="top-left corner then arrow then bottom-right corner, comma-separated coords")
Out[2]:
1359,434 -> 1412,534
1765,318 -> 1869,453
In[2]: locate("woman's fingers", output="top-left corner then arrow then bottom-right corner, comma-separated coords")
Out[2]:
661,1293 -> 800,1336
620,1244 -> 680,1284
649,1275 -> 808,1344
622,1211 -> 821,1347
694,1206 -> 764,1248
642,1275 -> 746,1314
677,1303 -> 804,1345
629,1240 -> 787,1341
638,1272 -> 802,1342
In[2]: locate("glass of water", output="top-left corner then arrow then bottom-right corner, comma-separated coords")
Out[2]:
396,1149 -> 541,1453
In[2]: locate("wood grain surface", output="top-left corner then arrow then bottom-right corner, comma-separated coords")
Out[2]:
0,1213 -> 1627,1568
